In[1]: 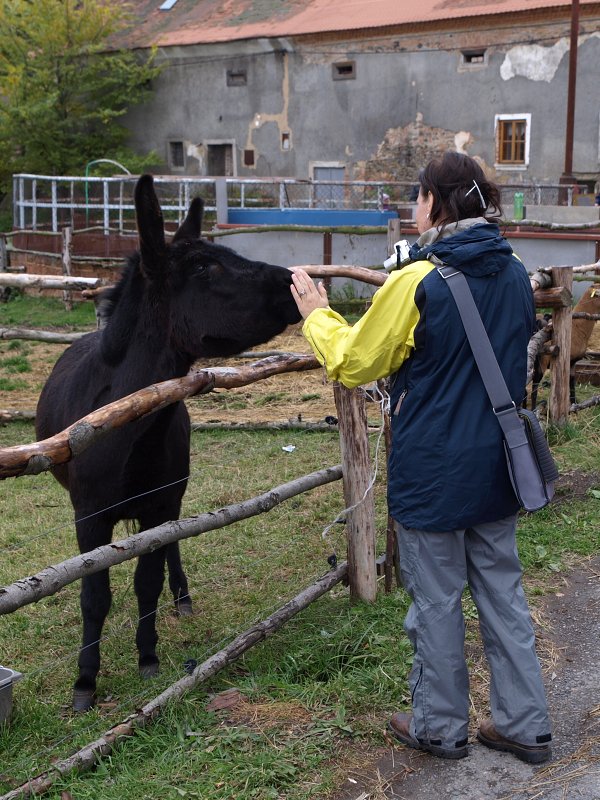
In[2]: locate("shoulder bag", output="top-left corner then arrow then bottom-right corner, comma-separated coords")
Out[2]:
436,262 -> 559,512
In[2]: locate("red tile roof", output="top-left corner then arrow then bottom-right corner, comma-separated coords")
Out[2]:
123,0 -> 598,48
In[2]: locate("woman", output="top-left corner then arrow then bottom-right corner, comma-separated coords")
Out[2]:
290,152 -> 552,763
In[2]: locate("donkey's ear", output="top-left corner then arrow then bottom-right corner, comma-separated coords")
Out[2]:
172,196 -> 204,243
134,174 -> 167,280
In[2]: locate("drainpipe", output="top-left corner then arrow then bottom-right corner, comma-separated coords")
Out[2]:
559,0 -> 579,204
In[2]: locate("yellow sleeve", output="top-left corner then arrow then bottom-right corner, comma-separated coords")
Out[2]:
302,261 -> 435,388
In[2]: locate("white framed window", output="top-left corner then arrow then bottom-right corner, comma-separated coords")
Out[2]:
494,113 -> 531,170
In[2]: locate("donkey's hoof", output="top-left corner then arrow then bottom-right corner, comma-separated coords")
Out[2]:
175,600 -> 193,617
139,662 -> 159,680
72,688 -> 96,712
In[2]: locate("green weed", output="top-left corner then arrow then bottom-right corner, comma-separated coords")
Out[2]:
0,376 -> 28,391
1,354 -> 31,373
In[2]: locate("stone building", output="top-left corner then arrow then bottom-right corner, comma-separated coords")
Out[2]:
118,0 -> 600,189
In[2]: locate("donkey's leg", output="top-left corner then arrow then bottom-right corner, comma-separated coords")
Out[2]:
74,518 -> 113,711
166,542 -> 193,616
133,543 -> 168,678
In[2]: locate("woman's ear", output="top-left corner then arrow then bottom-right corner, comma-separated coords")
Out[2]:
426,191 -> 434,216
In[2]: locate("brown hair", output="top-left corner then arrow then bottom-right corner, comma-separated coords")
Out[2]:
419,151 -> 502,228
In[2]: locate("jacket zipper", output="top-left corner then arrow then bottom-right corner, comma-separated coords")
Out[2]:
393,389 -> 407,416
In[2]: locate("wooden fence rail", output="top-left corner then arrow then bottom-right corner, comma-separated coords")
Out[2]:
0,354 -> 318,480
0,465 -> 343,616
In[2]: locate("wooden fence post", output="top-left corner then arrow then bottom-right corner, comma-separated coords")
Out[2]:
0,234 -> 8,301
387,219 -> 401,260
333,383 -> 377,602
62,226 -> 73,311
549,266 -> 573,425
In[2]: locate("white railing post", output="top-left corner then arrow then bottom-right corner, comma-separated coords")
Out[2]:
51,180 -> 58,232
103,180 -> 109,234
32,178 -> 37,231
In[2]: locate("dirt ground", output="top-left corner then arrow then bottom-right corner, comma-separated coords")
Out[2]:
1,318 -> 599,425
0,323 -> 342,425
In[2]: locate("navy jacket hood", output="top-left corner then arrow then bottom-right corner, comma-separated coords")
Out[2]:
408,223 -> 513,278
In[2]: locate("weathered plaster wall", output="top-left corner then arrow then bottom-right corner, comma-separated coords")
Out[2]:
122,11 -> 600,184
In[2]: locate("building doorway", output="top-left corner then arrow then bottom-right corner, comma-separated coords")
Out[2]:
207,143 -> 235,176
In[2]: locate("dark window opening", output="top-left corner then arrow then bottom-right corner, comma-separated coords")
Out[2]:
332,61 -> 356,80
207,144 -> 234,176
281,132 -> 291,150
243,149 -> 255,167
227,69 -> 247,86
169,141 -> 185,169
462,49 -> 486,65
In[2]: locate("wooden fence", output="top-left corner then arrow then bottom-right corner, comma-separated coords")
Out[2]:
2,260 -> 598,424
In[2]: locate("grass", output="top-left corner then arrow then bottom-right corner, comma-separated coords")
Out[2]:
0,405 -> 598,798
0,294 -> 598,797
0,292 -> 96,330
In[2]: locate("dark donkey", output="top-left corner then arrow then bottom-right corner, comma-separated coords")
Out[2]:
35,175 -> 301,711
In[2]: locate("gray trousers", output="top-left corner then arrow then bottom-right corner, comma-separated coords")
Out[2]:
396,515 -> 551,748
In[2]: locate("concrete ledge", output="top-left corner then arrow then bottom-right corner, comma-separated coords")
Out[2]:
525,205 -> 600,225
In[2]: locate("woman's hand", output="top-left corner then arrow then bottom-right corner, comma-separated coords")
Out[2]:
290,268 -> 330,319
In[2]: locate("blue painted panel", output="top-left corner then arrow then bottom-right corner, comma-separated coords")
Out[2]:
227,208 -> 398,226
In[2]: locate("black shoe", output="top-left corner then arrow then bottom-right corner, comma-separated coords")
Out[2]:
477,719 -> 552,764
388,712 -> 469,760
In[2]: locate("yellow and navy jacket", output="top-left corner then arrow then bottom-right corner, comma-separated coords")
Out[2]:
303,223 -> 535,531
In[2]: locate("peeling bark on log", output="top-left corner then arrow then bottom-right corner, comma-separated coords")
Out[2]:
0,465 -> 343,615
549,268 -> 573,425
333,384 -> 377,603
526,324 -> 552,384
299,264 -> 386,287
0,274 -> 107,290
0,410 -> 36,423
571,311 -> 600,321
570,395 -> 600,412
532,286 -> 573,309
0,560 -> 348,800
0,327 -> 86,343
0,371 -> 215,479
207,353 -> 318,388
536,263 -> 600,274
0,354 -> 319,479
192,421 -> 341,432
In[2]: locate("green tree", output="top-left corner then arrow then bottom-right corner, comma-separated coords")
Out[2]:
0,0 -> 160,194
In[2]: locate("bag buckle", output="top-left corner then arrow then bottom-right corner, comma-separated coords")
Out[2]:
493,401 -> 516,417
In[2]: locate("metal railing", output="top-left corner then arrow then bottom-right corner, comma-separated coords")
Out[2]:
12,173 -> 581,233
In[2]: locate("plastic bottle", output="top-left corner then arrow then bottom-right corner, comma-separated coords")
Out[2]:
513,192 -> 524,221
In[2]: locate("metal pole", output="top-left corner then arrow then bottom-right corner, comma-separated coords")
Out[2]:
559,0 -> 580,202
564,0 -> 579,176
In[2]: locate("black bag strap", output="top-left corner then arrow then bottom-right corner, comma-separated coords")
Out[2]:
435,262 -> 527,449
